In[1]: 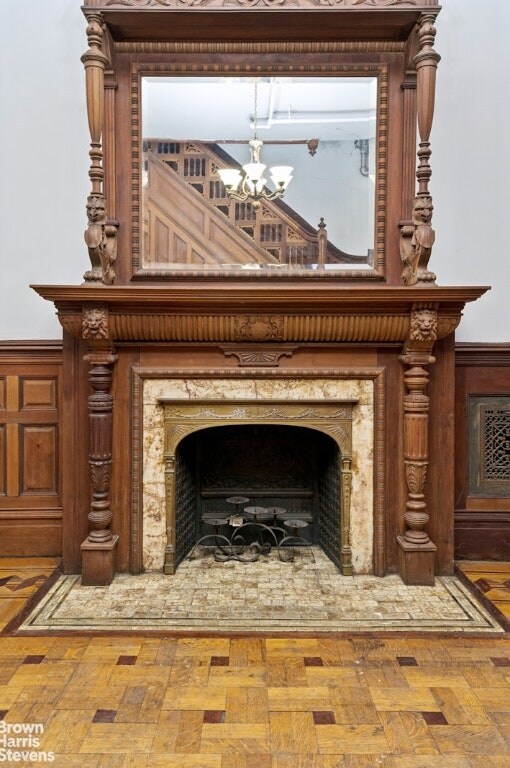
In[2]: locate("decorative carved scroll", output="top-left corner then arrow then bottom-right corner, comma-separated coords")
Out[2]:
81,11 -> 118,285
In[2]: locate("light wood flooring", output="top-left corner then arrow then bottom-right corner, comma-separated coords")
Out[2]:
1,557 -> 510,766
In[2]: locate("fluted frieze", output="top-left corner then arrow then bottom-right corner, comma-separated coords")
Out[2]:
56,310 -> 468,344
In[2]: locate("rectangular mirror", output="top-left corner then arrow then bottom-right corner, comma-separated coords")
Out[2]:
141,75 -> 378,273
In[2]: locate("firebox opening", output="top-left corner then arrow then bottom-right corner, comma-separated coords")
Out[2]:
174,424 -> 342,570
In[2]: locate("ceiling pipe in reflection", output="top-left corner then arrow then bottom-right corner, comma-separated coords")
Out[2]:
354,139 -> 369,177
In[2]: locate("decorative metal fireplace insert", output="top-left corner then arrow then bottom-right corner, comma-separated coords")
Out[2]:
160,400 -> 355,575
173,424 -> 343,569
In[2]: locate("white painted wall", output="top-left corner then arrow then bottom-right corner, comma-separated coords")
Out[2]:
1,0 -> 508,341
433,0 -> 510,341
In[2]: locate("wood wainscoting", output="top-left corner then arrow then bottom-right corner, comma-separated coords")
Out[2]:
0,338 -> 508,565
455,343 -> 510,560
0,341 -> 63,556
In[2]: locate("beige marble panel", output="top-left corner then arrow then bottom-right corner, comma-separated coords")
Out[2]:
142,378 -> 374,573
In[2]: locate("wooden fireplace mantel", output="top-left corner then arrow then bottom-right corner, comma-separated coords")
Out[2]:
33,283 -> 488,343
35,0 -> 491,588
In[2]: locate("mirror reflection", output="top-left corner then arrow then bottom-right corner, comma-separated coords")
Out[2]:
142,76 -> 377,271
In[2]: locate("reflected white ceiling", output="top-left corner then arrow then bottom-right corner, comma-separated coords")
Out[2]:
143,76 -> 377,142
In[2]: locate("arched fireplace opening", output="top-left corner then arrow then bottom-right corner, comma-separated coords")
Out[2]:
173,424 -> 342,570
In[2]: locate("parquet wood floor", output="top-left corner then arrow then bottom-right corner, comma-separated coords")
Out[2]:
1,558 -> 510,766
457,561 -> 510,628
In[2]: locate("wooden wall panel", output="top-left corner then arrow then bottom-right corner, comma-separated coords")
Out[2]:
20,377 -> 57,409
110,346 -> 140,573
0,342 -> 63,557
0,424 -> 5,496
377,348 -> 404,575
61,332 -> 90,574
20,425 -> 58,496
454,343 -> 510,561
428,335 -> 456,574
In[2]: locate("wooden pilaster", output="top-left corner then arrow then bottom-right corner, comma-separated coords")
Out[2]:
398,305 -> 438,585
80,308 -> 118,585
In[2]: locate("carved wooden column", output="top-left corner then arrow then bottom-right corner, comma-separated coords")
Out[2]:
81,11 -> 117,285
415,14 -> 440,200
80,307 -> 119,586
400,13 -> 440,286
398,306 -> 438,586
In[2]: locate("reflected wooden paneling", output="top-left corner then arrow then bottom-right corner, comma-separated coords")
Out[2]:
145,153 -> 275,267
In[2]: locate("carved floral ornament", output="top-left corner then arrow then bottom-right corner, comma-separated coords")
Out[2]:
160,401 -> 355,455
234,315 -> 284,342
104,0 -> 418,7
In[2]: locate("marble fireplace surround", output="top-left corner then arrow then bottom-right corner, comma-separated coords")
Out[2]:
140,375 -> 379,575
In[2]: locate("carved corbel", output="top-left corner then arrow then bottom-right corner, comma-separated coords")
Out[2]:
81,306 -> 119,585
221,344 -> 297,367
400,196 -> 436,286
397,305 -> 438,585
81,11 -> 118,286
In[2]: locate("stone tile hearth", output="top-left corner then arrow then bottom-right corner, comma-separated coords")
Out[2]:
19,549 -> 502,634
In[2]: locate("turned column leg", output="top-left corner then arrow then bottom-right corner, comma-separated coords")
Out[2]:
87,364 -> 114,543
80,336 -> 119,585
397,354 -> 437,585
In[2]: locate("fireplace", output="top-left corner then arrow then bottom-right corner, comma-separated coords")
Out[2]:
32,0 -> 489,587
175,424 -> 342,568
141,377 -> 376,576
